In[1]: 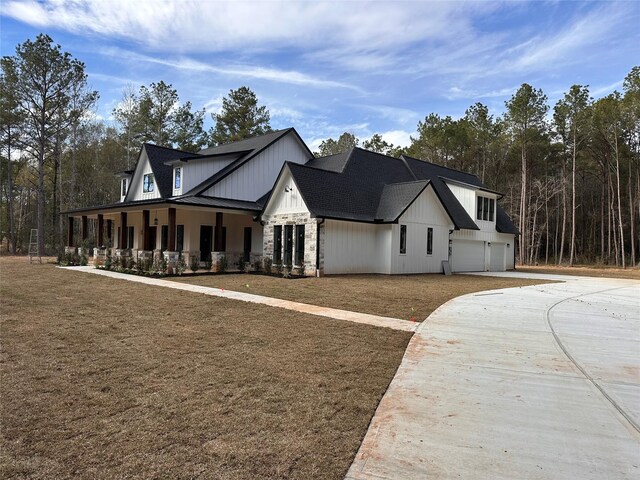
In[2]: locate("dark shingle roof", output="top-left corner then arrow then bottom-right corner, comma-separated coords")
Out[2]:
187,128 -> 313,196
143,144 -> 200,198
496,206 -> 519,234
376,181 -> 429,222
283,148 -> 481,229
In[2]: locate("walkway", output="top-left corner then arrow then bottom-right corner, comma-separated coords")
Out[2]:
61,267 -> 418,333
347,273 -> 640,479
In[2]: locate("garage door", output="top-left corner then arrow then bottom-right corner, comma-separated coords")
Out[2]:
490,243 -> 506,271
451,239 -> 484,272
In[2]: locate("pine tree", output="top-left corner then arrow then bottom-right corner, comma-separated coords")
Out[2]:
209,87 -> 271,145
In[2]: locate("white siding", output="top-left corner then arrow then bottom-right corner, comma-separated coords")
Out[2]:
203,133 -> 310,200
263,170 -> 309,215
127,150 -> 161,202
446,182 -> 497,232
323,220 -> 390,274
446,183 -> 476,219
390,185 -> 453,274
180,155 -> 236,195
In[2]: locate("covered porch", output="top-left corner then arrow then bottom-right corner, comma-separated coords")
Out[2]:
65,200 -> 263,270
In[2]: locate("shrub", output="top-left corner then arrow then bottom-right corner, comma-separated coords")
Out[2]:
275,262 -> 283,276
296,262 -> 306,276
262,256 -> 272,274
253,259 -> 262,273
236,257 -> 245,272
176,254 -> 187,275
283,263 -> 292,279
217,254 -> 227,273
104,250 -> 112,270
79,252 -> 88,266
125,256 -> 135,270
153,255 -> 167,275
204,253 -> 213,271
190,255 -> 200,273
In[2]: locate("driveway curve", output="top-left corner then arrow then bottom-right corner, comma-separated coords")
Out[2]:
347,272 -> 640,480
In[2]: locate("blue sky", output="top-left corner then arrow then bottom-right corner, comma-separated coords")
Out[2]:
1,1 -> 638,150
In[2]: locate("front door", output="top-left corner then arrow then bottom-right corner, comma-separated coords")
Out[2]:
243,227 -> 252,263
200,226 -> 213,261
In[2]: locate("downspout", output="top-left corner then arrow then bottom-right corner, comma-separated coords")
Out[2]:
316,218 -> 325,277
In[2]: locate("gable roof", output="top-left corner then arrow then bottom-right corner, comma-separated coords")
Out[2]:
186,128 -> 313,196
138,143 -> 200,199
276,148 -> 479,229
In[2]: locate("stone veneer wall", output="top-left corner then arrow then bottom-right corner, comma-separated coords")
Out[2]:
262,212 -> 322,276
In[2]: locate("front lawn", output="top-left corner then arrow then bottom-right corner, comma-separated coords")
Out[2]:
172,272 -> 549,321
0,257 -> 411,479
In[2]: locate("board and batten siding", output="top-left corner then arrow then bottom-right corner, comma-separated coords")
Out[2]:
390,185 -> 453,274
127,150 -> 161,202
176,155 -> 236,196
323,220 -> 391,274
203,133 -> 310,201
446,182 -> 497,231
262,169 -> 309,215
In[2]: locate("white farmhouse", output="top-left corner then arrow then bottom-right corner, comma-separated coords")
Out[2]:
66,129 -> 517,274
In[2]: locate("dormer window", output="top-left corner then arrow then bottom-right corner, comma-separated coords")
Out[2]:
476,196 -> 495,222
143,173 -> 155,193
174,167 -> 181,189
121,178 -> 128,197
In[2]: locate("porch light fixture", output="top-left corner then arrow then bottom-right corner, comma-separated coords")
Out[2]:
154,210 -> 158,225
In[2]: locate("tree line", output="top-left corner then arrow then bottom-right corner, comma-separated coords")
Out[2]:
317,71 -> 639,268
1,34 -> 638,267
1,35 -> 271,256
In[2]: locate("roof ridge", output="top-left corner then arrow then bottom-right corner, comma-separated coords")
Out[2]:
288,160 -> 342,175
143,143 -> 200,156
383,179 -> 429,187
402,154 -> 482,179
201,127 -> 291,151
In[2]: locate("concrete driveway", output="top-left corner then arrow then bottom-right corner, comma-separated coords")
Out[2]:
347,272 -> 640,479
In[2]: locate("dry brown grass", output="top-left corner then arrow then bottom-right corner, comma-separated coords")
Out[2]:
518,264 -> 640,280
0,257 -> 411,479
173,272 -> 548,321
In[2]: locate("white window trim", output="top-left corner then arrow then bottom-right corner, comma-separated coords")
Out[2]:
173,167 -> 182,192
143,173 -> 155,193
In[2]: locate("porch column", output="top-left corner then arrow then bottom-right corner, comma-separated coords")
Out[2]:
142,210 -> 150,251
168,207 -> 176,251
67,216 -> 74,247
81,215 -> 88,241
106,220 -> 112,244
214,212 -> 224,252
97,214 -> 104,246
120,212 -> 127,248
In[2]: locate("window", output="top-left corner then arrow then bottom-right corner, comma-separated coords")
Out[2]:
273,226 -> 282,264
295,225 -> 305,266
121,178 -> 127,197
427,227 -> 433,255
177,225 -> 184,252
174,167 -> 181,189
399,225 -> 407,254
476,196 -> 495,222
143,173 -> 155,193
284,225 -> 293,265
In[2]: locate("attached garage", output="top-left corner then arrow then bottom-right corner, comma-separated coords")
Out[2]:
451,239 -> 485,272
490,242 -> 506,271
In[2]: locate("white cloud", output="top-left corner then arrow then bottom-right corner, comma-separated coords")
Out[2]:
0,0 -> 491,54
98,46 -> 359,91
